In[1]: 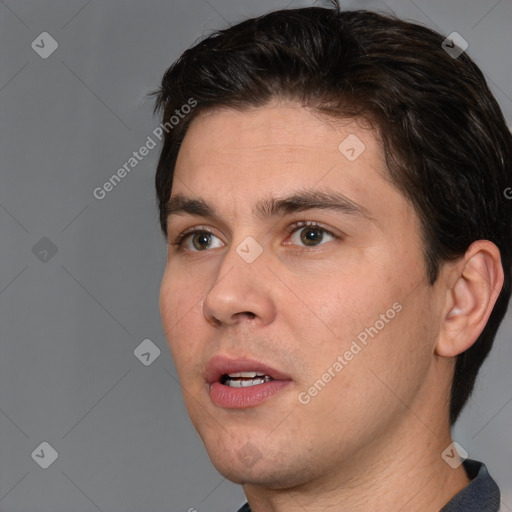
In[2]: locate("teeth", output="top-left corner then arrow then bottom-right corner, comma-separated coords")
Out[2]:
224,376 -> 273,387
228,371 -> 263,378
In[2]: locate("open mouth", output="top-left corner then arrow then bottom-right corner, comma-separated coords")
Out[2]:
220,371 -> 275,388
206,356 -> 292,408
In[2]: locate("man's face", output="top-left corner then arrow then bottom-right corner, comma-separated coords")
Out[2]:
159,103 -> 444,487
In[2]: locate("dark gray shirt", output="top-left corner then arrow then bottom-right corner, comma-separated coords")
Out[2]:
236,459 -> 500,512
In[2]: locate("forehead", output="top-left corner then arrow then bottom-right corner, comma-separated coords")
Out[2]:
173,103 -> 389,200
179,103 -> 380,160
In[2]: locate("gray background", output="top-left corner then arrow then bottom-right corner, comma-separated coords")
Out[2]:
1,0 -> 511,511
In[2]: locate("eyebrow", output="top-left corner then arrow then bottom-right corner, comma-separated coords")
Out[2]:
165,189 -> 373,227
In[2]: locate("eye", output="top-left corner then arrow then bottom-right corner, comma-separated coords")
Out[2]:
170,221 -> 339,253
171,228 -> 223,252
287,221 -> 337,247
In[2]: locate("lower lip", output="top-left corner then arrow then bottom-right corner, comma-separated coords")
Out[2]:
209,380 -> 291,408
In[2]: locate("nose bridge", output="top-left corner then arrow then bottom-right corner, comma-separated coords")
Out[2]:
202,233 -> 273,326
212,233 -> 266,298
216,229 -> 267,281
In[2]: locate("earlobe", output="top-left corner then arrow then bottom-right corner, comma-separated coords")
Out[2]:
435,241 -> 504,358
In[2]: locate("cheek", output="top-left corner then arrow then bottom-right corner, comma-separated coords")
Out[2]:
293,294 -> 434,449
294,268 -> 395,348
293,265 -> 430,390
159,268 -> 181,338
159,266 -> 205,370
346,286 -> 435,403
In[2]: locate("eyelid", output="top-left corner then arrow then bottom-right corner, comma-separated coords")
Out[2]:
169,224 -> 217,247
170,220 -> 342,250
285,220 -> 340,246
286,220 -> 335,234
176,224 -> 213,238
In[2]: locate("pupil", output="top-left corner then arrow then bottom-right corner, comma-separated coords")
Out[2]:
301,228 -> 323,246
193,233 -> 210,250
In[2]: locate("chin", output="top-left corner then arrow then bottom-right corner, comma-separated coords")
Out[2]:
219,463 -> 319,490
205,440 -> 317,489
211,458 -> 281,486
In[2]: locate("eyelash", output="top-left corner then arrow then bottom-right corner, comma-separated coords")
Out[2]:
169,220 -> 339,251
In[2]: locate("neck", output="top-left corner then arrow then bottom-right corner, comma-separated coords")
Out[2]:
242,401 -> 470,511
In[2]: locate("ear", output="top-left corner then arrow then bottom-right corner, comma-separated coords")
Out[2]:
435,240 -> 504,358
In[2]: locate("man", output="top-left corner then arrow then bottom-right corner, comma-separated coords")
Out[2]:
153,4 -> 511,511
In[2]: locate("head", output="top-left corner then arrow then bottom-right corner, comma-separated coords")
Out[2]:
153,5 -> 512,487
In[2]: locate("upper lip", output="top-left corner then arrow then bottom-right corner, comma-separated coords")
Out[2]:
205,355 -> 292,384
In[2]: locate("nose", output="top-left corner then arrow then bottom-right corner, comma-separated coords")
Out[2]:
202,240 -> 277,328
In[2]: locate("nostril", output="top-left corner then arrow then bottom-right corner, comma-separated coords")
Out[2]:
232,311 -> 256,320
207,315 -> 222,328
